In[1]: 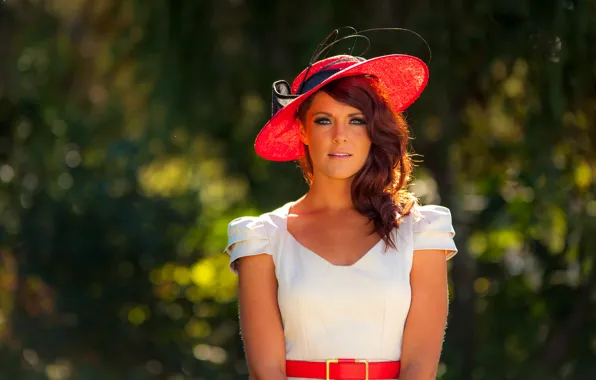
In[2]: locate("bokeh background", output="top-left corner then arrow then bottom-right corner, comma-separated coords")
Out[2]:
0,0 -> 595,379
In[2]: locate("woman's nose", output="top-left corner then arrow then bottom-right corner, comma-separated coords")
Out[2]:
332,123 -> 348,143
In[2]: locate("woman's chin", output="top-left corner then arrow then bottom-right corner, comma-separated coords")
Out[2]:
321,168 -> 361,181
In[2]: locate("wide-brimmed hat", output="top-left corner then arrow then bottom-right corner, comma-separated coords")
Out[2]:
255,33 -> 429,162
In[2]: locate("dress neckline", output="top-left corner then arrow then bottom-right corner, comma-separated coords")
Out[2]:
278,201 -> 383,268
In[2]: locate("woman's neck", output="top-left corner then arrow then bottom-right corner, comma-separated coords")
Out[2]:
300,176 -> 355,212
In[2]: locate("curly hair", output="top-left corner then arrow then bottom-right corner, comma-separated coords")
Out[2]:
296,75 -> 418,250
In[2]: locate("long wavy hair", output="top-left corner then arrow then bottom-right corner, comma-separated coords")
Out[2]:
296,75 -> 418,250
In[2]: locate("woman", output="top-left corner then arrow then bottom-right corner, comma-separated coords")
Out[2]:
225,49 -> 457,380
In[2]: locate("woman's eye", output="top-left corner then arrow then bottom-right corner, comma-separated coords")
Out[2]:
351,118 -> 367,125
314,117 -> 331,125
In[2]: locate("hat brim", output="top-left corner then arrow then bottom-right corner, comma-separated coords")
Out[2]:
254,54 -> 429,162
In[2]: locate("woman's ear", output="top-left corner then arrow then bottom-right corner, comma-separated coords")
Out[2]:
298,121 -> 309,145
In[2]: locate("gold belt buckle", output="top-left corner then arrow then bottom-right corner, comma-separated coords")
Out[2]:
356,359 -> 369,380
325,359 -> 369,380
325,359 -> 337,380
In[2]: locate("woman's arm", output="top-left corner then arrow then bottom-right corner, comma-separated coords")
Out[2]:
237,254 -> 287,380
399,249 -> 450,380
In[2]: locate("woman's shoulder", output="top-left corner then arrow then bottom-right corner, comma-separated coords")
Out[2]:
408,203 -> 453,225
407,203 -> 457,259
225,202 -> 292,273
227,202 -> 291,234
225,202 -> 292,251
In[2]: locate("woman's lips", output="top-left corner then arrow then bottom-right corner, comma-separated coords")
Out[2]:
328,153 -> 352,159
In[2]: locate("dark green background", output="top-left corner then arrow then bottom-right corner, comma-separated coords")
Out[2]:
0,1 -> 595,379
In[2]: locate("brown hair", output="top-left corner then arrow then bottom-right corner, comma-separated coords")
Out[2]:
297,75 -> 418,249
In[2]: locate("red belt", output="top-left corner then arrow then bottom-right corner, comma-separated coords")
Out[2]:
286,359 -> 401,379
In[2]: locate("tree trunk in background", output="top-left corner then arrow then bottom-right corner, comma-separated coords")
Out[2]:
0,5 -> 17,99
429,91 -> 478,380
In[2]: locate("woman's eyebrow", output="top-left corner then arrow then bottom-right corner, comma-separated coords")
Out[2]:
312,111 -> 364,117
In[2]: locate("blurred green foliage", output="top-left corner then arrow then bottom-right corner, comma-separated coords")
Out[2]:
0,0 -> 595,379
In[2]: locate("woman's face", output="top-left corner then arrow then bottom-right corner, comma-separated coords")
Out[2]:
299,91 -> 372,181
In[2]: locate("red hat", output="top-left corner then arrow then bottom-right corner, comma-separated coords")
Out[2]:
254,53 -> 429,161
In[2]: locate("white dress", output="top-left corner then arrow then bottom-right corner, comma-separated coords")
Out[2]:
225,202 -> 457,380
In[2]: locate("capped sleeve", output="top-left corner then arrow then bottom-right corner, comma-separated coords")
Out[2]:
413,205 -> 458,260
225,216 -> 272,274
